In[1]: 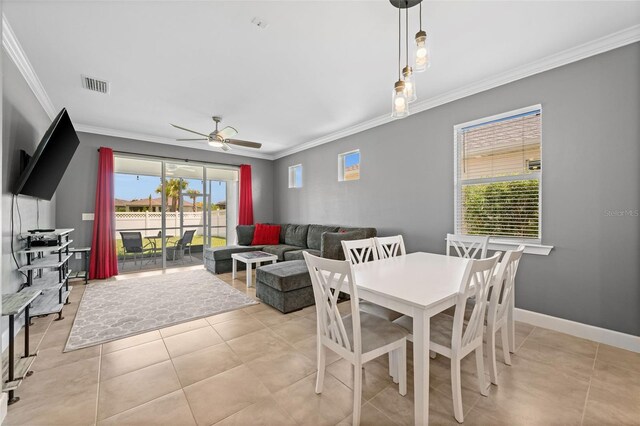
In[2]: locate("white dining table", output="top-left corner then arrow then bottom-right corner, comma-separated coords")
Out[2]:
349,252 -> 471,426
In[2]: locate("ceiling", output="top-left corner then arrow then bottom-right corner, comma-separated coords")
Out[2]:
4,1 -> 640,159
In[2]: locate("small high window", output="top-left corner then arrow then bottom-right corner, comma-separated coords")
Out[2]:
288,164 -> 303,188
338,150 -> 360,181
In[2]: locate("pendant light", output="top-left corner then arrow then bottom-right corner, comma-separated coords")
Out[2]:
402,6 -> 416,103
391,5 -> 408,119
414,2 -> 430,72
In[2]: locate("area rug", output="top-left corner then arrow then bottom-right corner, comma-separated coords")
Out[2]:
64,269 -> 258,352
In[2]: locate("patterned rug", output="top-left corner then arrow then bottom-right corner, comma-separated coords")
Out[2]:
64,269 -> 258,352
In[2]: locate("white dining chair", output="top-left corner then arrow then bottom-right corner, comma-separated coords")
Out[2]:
341,238 -> 401,321
341,238 -> 379,264
394,253 -> 500,423
303,252 -> 408,426
374,235 -> 406,259
474,245 -> 524,385
341,238 -> 404,381
446,233 -> 490,259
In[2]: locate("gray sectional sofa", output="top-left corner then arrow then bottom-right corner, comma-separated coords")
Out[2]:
204,223 -> 376,313
204,224 -> 376,274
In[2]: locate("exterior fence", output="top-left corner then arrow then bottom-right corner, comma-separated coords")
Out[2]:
115,210 -> 227,238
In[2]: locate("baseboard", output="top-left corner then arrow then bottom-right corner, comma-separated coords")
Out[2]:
515,308 -> 640,353
0,392 -> 8,424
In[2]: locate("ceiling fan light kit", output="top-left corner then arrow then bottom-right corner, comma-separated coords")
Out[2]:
390,0 -> 430,118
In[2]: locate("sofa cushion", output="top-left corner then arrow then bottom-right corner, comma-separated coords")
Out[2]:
339,227 -> 377,239
251,223 -> 281,245
285,224 -> 309,248
279,224 -> 290,244
321,230 -> 368,260
284,249 -> 321,261
236,226 -> 255,246
256,260 -> 311,292
206,245 -> 264,261
306,225 -> 340,250
262,245 -> 302,261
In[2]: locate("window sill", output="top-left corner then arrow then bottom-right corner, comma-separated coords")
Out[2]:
489,239 -> 553,256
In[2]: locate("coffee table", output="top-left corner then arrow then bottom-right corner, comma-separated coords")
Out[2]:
231,251 -> 278,288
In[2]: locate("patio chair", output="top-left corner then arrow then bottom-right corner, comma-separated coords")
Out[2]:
119,231 -> 155,269
168,229 -> 196,263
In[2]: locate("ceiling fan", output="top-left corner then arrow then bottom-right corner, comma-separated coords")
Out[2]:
170,116 -> 262,151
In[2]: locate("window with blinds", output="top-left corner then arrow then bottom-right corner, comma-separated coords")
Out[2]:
454,106 -> 542,241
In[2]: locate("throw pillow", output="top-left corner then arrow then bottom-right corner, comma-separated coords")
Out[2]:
321,230 -> 367,260
236,225 -> 255,246
251,223 -> 281,245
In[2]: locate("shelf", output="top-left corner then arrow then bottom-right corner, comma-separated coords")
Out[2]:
13,355 -> 37,380
29,287 -> 72,317
18,254 -> 72,272
69,270 -> 87,280
20,240 -> 72,255
2,290 -> 42,316
4,379 -> 22,392
20,228 -> 74,239
69,247 -> 90,253
28,270 -> 71,292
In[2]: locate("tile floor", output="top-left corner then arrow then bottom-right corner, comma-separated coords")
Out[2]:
4,267 -> 639,425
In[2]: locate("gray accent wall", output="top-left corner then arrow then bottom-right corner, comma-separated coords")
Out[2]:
2,51 -> 55,296
273,43 -> 640,336
2,50 -> 56,349
55,132 -> 275,267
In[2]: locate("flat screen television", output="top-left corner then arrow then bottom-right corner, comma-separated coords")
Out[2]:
13,108 -> 80,200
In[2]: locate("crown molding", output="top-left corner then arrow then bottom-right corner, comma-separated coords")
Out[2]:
272,24 -> 640,160
3,9 -> 638,163
2,14 -> 56,120
74,124 -> 276,160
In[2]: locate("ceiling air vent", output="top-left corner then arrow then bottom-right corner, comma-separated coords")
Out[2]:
81,75 -> 110,94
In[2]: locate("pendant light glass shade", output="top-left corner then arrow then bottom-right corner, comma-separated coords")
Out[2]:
415,30 -> 430,72
391,80 -> 409,119
402,66 -> 417,103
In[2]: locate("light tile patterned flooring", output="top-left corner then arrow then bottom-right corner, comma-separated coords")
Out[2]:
4,267 -> 640,425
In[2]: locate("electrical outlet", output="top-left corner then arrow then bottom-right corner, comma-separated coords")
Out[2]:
75,253 -> 82,260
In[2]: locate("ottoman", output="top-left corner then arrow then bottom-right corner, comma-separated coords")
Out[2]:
255,260 -> 315,313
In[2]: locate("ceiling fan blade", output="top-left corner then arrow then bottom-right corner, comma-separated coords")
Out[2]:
217,126 -> 238,139
170,124 -> 210,138
225,139 -> 262,149
177,138 -> 208,141
221,141 -> 231,152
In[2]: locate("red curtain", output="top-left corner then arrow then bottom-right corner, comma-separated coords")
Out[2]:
238,164 -> 254,225
89,147 -> 119,279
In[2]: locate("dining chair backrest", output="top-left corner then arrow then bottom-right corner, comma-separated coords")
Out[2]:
452,253 -> 500,352
303,252 -> 361,356
120,232 -> 143,253
446,234 -> 489,259
341,238 -> 379,265
374,235 -> 406,259
486,246 -> 525,326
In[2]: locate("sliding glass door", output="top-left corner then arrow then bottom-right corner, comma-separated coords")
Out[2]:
114,155 -> 238,272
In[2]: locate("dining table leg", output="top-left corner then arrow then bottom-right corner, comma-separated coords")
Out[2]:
412,310 -> 429,426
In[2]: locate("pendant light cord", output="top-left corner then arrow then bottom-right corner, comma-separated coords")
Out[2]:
419,2 -> 422,31
405,4 -> 409,68
398,6 -> 401,80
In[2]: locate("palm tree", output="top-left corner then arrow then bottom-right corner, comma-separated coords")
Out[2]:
185,189 -> 202,212
156,178 -> 188,212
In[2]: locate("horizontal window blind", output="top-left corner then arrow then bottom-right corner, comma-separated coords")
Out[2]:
455,108 -> 541,240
